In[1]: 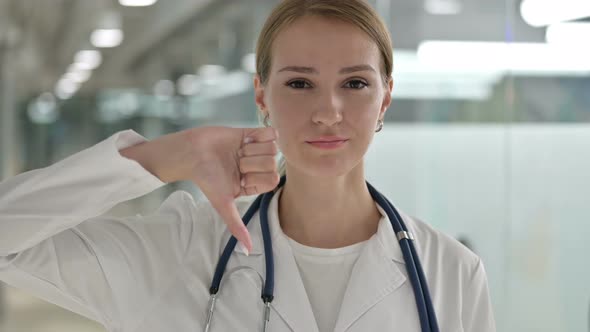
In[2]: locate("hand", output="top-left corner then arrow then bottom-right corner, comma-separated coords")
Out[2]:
121,126 -> 280,253
188,126 -> 280,254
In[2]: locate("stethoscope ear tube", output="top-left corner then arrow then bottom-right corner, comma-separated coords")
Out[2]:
366,181 -> 440,332
209,194 -> 264,296
407,230 -> 439,331
259,191 -> 275,303
381,190 -> 439,332
259,175 -> 288,303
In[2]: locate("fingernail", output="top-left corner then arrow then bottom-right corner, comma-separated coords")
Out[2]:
241,178 -> 245,187
243,137 -> 253,144
238,241 -> 250,256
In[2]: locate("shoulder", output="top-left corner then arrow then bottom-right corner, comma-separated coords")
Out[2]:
399,210 -> 481,277
399,212 -> 495,330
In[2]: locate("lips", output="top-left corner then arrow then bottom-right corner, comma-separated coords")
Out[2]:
306,135 -> 349,150
306,136 -> 348,143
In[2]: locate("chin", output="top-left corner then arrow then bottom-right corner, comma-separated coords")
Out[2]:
295,158 -> 355,178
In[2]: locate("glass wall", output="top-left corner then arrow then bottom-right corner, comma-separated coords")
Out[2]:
1,0 -> 589,331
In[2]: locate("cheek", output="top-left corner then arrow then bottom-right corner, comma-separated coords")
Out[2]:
268,94 -> 304,125
343,93 -> 383,122
271,89 -> 316,111
265,95 -> 302,151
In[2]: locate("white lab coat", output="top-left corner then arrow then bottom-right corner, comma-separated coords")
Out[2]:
0,130 -> 496,332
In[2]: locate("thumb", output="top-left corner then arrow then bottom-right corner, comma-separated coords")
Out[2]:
209,195 -> 253,254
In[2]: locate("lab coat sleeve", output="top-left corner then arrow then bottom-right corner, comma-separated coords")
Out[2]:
0,130 -> 192,330
462,258 -> 497,332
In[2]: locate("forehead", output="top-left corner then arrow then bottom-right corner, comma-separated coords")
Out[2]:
271,15 -> 381,70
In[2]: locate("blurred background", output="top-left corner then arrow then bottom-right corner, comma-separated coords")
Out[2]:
0,0 -> 589,331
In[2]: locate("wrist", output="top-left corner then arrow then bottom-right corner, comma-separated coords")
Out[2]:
119,130 -> 192,183
119,141 -> 163,180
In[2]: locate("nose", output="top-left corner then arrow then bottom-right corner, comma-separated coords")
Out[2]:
311,92 -> 343,127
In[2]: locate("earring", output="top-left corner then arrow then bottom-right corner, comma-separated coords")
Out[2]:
375,119 -> 384,132
263,113 -> 271,127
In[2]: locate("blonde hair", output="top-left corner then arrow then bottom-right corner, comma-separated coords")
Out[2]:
255,0 -> 394,178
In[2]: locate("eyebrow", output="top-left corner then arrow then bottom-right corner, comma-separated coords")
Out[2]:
339,64 -> 376,74
277,64 -> 376,74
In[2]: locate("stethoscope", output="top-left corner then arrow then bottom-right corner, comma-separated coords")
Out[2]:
204,175 -> 440,332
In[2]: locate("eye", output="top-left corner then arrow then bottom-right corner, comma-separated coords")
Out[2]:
286,80 -> 312,89
344,79 -> 369,89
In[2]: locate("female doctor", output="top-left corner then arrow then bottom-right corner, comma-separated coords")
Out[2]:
0,0 -> 496,331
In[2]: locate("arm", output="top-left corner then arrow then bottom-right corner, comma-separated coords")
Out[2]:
0,130 -> 165,255
0,125 -> 280,330
462,258 -> 497,332
0,130 -> 193,330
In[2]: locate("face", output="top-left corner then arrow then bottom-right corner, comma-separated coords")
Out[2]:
254,15 -> 393,178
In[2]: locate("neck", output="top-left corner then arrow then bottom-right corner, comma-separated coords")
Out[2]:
278,163 -> 382,249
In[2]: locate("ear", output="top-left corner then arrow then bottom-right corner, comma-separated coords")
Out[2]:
254,75 -> 267,116
379,78 -> 394,118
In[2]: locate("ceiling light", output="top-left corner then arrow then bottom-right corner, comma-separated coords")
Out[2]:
28,93 -> 59,124
55,79 -> 80,100
520,0 -> 590,27
153,80 -> 175,99
424,0 -> 462,15
241,53 -> 256,73
177,74 -> 200,95
73,50 -> 102,70
546,22 -> 590,48
198,65 -> 226,86
119,0 -> 158,7
63,70 -> 91,84
391,50 -> 498,100
417,40 -> 590,75
91,29 -> 124,48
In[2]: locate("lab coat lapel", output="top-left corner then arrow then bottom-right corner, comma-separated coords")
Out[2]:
270,236 -> 321,332
234,190 -> 320,332
333,204 -> 408,332
267,188 -> 320,332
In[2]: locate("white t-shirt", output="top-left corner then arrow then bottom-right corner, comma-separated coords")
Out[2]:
284,234 -> 368,332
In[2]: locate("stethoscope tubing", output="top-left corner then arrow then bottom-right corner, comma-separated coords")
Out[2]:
209,194 -> 263,295
206,176 -> 439,332
259,190 -> 275,302
366,182 -> 439,332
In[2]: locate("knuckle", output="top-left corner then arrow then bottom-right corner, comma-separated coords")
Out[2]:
239,146 -> 247,157
244,145 -> 257,157
239,161 -> 247,173
272,173 -> 280,185
266,158 -> 276,169
248,186 -> 258,195
253,144 -> 263,155
270,144 -> 278,154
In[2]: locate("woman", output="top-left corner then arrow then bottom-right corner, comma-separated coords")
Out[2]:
0,0 -> 496,331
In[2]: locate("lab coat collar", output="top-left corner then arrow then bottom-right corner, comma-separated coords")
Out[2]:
231,190 -> 320,331
333,198 -> 411,331
232,187 -> 416,262
267,187 -> 320,332
232,186 -> 415,332
374,202 -> 416,265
